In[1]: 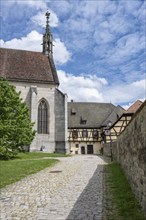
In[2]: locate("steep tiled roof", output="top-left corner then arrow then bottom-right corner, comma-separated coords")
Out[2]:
127,100 -> 143,113
101,105 -> 125,127
68,102 -> 116,128
0,48 -> 59,84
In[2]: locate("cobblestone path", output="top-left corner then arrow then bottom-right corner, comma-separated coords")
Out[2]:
0,155 -> 106,220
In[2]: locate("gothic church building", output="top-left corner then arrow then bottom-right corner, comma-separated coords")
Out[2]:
0,12 -> 68,153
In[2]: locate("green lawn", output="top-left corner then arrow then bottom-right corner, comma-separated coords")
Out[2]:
16,152 -> 70,159
105,162 -> 146,220
0,152 -> 70,188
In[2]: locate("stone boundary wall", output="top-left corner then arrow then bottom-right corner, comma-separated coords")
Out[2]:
103,141 -> 117,158
104,101 -> 146,215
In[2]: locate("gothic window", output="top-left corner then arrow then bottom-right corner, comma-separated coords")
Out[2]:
38,99 -> 48,134
82,129 -> 88,138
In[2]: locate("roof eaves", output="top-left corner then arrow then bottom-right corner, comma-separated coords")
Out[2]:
48,56 -> 59,85
6,77 -> 57,84
110,112 -> 134,129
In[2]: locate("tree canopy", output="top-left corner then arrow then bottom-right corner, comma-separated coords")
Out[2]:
0,79 -> 35,159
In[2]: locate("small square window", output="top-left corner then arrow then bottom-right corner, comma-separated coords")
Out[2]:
76,144 -> 79,148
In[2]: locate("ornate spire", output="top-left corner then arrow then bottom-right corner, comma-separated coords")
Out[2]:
45,11 -> 50,33
42,11 -> 53,56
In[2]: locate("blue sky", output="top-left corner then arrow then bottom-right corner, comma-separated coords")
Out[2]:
1,0 -> 146,108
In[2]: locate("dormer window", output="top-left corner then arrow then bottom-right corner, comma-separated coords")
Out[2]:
80,116 -> 87,124
71,108 -> 76,115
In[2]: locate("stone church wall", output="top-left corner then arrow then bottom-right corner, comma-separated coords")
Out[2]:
105,101 -> 146,215
10,81 -> 57,152
55,89 -> 68,153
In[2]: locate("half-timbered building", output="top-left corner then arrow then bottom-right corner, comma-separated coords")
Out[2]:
105,100 -> 143,143
68,101 -> 124,154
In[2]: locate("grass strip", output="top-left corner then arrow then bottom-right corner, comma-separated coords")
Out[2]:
0,158 -> 58,188
105,162 -> 146,220
15,152 -> 70,159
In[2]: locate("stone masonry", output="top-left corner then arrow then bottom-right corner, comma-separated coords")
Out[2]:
55,89 -> 68,153
105,101 -> 146,215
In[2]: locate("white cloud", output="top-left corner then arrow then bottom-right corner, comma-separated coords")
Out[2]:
4,0 -> 47,10
103,79 -> 146,104
117,33 -> 144,52
0,31 -> 71,65
67,18 -> 91,33
122,98 -> 145,110
32,10 -> 59,28
76,1 -> 117,18
0,31 -> 42,52
58,70 -> 108,102
108,15 -> 131,35
137,2 -> 145,21
53,38 -> 71,65
124,1 -> 143,16
58,1 -> 144,56
94,28 -> 114,44
105,33 -> 145,65
1,0 -> 145,107
58,69 -> 146,105
122,102 -> 134,110
50,1 -> 72,16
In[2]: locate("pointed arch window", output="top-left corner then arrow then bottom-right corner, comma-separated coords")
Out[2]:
38,99 -> 48,134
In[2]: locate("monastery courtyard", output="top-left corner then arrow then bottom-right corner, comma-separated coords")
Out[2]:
0,155 -> 106,220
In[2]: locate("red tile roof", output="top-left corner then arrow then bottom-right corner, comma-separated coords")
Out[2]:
127,100 -> 143,113
0,48 -> 59,85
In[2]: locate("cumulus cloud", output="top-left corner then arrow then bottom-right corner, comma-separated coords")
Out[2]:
1,0 -> 145,107
58,70 -> 108,102
58,70 -> 146,105
0,31 -> 71,65
53,38 -> 71,65
0,31 -> 41,51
